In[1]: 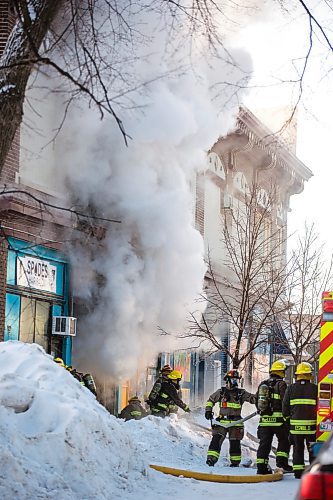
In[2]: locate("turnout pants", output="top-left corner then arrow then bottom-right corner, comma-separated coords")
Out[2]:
291,433 -> 315,477
256,424 -> 290,471
207,425 -> 244,465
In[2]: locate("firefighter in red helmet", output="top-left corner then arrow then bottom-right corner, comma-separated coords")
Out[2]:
205,369 -> 256,467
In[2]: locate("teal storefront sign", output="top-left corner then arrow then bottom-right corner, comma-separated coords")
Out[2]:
4,237 -> 71,365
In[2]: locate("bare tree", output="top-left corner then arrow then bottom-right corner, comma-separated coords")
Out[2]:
185,183 -> 290,374
1,1 -> 331,175
0,0 -> 236,174
277,224 -> 333,365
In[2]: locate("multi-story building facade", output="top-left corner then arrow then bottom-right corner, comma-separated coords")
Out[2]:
192,106 -> 313,399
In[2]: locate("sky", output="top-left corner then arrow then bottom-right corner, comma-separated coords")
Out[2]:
0,341 -> 300,499
238,1 -> 333,252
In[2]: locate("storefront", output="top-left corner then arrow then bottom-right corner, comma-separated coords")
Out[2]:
4,237 -> 72,364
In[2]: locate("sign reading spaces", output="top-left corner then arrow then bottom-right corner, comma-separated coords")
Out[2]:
17,256 -> 57,293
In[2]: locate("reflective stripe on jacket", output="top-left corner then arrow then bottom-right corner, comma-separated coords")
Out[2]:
150,380 -> 188,414
282,380 -> 317,435
257,376 -> 287,427
205,387 -> 256,422
118,401 -> 148,421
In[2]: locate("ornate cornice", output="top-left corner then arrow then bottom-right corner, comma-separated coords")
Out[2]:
236,106 -> 313,183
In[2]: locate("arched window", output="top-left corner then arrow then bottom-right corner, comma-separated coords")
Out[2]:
233,172 -> 249,194
257,188 -> 270,209
277,202 -> 284,220
207,152 -> 226,180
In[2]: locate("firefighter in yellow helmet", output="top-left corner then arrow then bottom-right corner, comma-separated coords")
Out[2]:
149,370 -> 191,417
54,357 -> 97,396
54,357 -> 65,367
205,369 -> 256,467
282,362 -> 317,479
256,359 -> 292,474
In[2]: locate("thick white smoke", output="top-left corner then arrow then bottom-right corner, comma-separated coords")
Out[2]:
21,2 -> 258,378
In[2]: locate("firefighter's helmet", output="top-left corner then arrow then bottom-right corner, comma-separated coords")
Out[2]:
161,364 -> 173,374
270,359 -> 287,373
54,357 -> 65,367
167,370 -> 182,380
295,362 -> 313,375
128,396 -> 140,403
224,369 -> 241,381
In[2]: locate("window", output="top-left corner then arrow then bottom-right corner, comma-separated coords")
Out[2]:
233,172 -> 249,194
207,152 -> 226,180
19,297 -> 50,351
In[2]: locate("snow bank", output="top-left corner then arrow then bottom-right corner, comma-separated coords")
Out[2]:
0,342 -> 131,499
0,342 -> 209,499
0,342 -> 299,500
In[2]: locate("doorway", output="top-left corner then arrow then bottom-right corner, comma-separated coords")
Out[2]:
19,297 -> 51,352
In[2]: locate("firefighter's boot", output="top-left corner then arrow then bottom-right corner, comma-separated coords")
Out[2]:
257,464 -> 272,475
276,459 -> 293,473
206,457 -> 217,467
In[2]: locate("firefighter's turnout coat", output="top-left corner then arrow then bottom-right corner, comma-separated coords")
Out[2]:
206,386 -> 256,429
205,386 -> 256,465
118,400 -> 148,422
282,380 -> 317,436
149,379 -> 189,416
256,375 -> 290,471
257,376 -> 287,428
282,379 -> 318,476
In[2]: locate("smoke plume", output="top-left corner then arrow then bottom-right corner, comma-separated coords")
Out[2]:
21,2 -> 257,378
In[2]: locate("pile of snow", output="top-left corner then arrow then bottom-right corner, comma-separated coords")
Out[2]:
0,342 -> 299,499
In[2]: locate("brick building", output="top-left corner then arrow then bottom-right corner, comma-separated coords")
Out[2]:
0,1 -> 75,364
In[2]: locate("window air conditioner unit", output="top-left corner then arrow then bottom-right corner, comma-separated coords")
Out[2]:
52,316 -> 77,337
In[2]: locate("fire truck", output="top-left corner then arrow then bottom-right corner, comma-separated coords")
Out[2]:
316,291 -> 333,444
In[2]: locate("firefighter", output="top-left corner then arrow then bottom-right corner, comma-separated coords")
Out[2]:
54,357 -> 97,395
118,396 -> 148,421
149,370 -> 190,417
147,364 -> 172,412
282,362 -> 317,479
147,364 -> 172,404
256,359 -> 292,474
54,357 -> 65,367
205,369 -> 256,467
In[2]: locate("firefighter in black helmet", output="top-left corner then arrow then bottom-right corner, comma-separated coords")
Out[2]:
205,369 -> 256,467
146,364 -> 172,411
282,362 -> 317,479
118,396 -> 148,422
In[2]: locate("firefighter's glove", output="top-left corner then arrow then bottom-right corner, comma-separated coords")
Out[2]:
283,416 -> 290,431
185,406 -> 191,413
205,410 -> 213,420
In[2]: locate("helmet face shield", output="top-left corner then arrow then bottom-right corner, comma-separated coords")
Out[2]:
224,369 -> 240,388
226,377 -> 238,389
